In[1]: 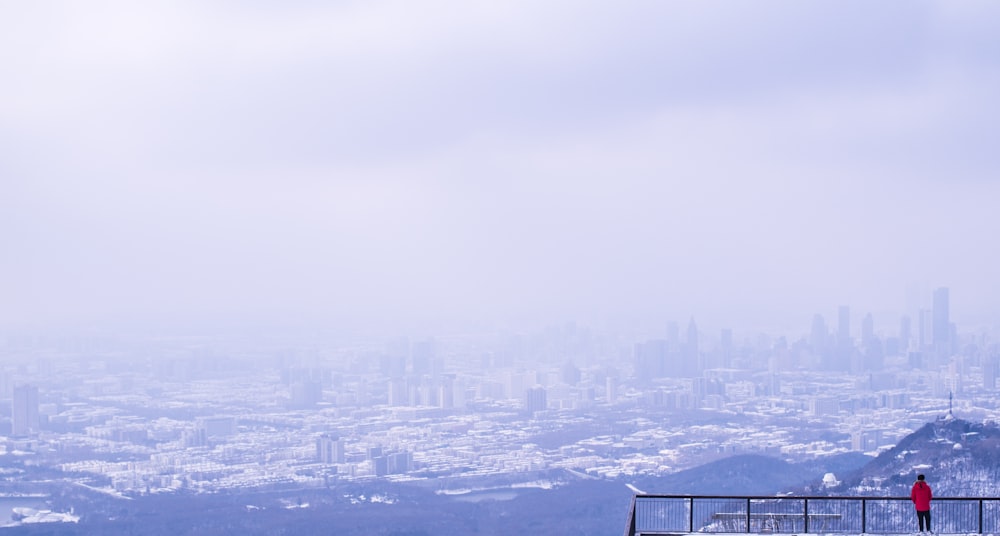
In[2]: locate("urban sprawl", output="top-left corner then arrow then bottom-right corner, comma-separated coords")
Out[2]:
4,288 -> 999,496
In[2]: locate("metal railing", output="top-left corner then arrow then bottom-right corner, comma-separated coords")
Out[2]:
624,495 -> 1000,536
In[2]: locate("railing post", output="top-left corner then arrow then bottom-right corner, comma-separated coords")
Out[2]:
861,498 -> 866,534
624,495 -> 637,536
689,497 -> 694,533
979,498 -> 984,534
804,498 -> 809,533
746,498 -> 751,533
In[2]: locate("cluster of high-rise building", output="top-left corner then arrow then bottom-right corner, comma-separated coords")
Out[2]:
627,287 -> 993,387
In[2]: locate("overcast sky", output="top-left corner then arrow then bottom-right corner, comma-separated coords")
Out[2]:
2,1 -> 999,337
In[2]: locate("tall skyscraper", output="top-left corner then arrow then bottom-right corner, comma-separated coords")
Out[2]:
316,434 -> 345,464
12,384 -> 39,437
666,321 -> 680,348
684,317 -> 700,376
861,312 -> 884,371
861,313 -> 875,345
719,328 -> 733,369
919,308 -> 933,348
984,354 -> 998,391
933,287 -> 950,361
686,317 -> 699,354
525,386 -> 547,412
439,375 -> 455,409
410,339 -> 435,376
387,378 -> 407,406
196,416 -> 235,438
290,380 -> 322,408
633,339 -> 668,382
900,315 -> 912,351
605,376 -> 617,403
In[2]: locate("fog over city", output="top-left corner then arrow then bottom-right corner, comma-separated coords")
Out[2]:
4,1 -> 1000,337
2,3 -> 1000,534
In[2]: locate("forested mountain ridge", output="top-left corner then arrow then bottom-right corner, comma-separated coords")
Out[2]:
817,416 -> 1000,497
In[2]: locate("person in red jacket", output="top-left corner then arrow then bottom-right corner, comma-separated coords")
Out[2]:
911,474 -> 933,534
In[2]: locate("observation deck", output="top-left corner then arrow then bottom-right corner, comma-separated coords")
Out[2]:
623,495 -> 1000,536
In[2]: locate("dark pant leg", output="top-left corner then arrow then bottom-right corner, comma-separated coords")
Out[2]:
917,510 -> 931,531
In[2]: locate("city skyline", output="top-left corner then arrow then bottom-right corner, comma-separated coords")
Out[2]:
3,2 -> 1000,533
0,282 -> 983,347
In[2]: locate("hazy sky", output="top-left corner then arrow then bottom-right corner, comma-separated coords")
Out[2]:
3,1 -> 999,336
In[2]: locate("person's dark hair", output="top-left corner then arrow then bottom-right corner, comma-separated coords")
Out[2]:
917,474 -> 925,481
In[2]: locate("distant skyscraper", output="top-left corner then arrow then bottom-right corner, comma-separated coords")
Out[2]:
387,378 -> 407,406
12,384 -> 39,437
984,354 -> 998,390
388,451 -> 412,474
686,318 -> 699,353
666,321 -> 680,348
933,287 -> 950,361
919,308 -> 933,348
290,380 -> 322,408
633,339 -> 668,382
684,318 -> 700,376
809,314 -> 830,368
900,315 -> 912,351
372,456 -> 389,476
605,377 -> 617,403
861,313 -> 875,345
379,355 -> 406,379
411,339 -> 435,375
439,375 -> 455,409
861,312 -> 884,371
419,379 -> 439,406
316,434 -> 345,464
525,386 -> 547,412
560,361 -> 581,385
196,416 -> 235,438
719,328 -> 733,369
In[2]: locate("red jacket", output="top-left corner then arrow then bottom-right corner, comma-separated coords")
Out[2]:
911,480 -> 932,511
